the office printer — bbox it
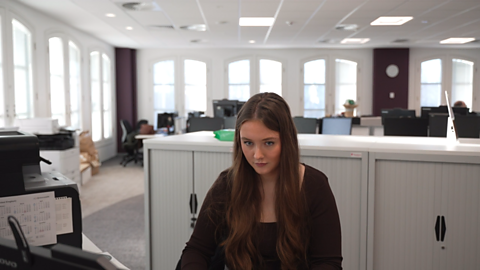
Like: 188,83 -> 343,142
0,131 -> 82,248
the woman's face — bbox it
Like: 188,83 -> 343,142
240,119 -> 281,181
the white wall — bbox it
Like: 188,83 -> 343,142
1,0 -> 117,161
137,47 -> 480,126
136,48 -> 374,123
409,48 -> 480,112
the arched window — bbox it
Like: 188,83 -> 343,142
90,51 -> 113,142
451,59 -> 473,109
303,59 -> 326,118
335,59 -> 357,115
420,59 -> 442,107
228,59 -> 250,101
153,60 -> 175,116
12,19 -> 33,120
184,59 -> 206,115
49,37 -> 66,126
259,59 -> 282,96
69,41 -> 82,130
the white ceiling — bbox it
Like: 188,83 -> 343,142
17,0 -> 480,49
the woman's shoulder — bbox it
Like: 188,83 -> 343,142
208,169 -> 231,196
302,164 -> 329,192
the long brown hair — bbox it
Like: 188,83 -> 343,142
223,92 -> 309,269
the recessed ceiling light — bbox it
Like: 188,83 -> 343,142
190,39 -> 207,43
126,26 -> 133,30
336,24 -> 358,31
370,16 -> 413,26
249,40 -> 256,44
440,37 -> 475,44
105,13 -> 116,18
341,38 -> 370,44
180,24 -> 207,31
239,17 -> 274,26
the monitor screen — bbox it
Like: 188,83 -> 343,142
383,118 -> 429,136
454,115 -> 480,138
428,113 -> 448,137
321,118 -> 352,135
421,105 -> 469,119
213,99 -> 241,118
187,117 -> 224,132
156,112 -> 177,133
293,117 -> 317,134
381,108 -> 416,125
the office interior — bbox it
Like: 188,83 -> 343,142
0,0 -> 480,269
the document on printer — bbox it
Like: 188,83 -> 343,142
0,191 -> 57,246
55,196 -> 73,235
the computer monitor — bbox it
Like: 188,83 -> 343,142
428,113 -> 448,137
187,117 -> 224,133
383,118 -> 429,136
421,105 -> 469,119
293,117 -> 317,134
223,116 -> 237,129
454,115 -> 480,138
381,108 -> 416,125
0,215 -> 120,270
213,99 -> 241,118
156,112 -> 177,134
321,118 -> 352,135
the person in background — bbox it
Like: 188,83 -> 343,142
453,100 -> 467,108
179,92 -> 342,270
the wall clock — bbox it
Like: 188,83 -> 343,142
386,64 -> 399,78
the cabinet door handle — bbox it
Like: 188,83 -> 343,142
435,216 -> 440,241
189,193 -> 198,214
441,216 -> 447,242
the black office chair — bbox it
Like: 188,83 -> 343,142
293,116 -> 318,134
120,119 -> 140,167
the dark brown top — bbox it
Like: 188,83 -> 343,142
181,164 -> 342,269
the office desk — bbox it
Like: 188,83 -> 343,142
143,132 -> 480,270
83,234 -> 129,269
135,133 -> 167,140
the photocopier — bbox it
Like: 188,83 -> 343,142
0,130 -> 82,248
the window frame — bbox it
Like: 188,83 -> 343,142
300,55 -> 329,118
415,54 -> 477,112
151,57 -> 177,120
89,48 -> 114,145
11,15 -> 35,121
182,57 -> 209,117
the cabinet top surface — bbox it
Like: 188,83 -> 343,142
144,131 -> 480,157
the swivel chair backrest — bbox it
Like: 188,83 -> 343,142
120,119 -> 134,142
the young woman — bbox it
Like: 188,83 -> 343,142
180,92 -> 342,269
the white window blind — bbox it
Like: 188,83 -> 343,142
304,59 -> 326,118
259,59 -> 282,96
184,59 -> 206,115
12,19 -> 33,120
69,41 -> 81,130
90,51 -> 101,142
228,60 -> 250,101
451,59 -> 473,109
335,59 -> 357,115
153,60 -> 175,115
420,59 -> 442,107
49,37 -> 66,126
102,53 -> 112,139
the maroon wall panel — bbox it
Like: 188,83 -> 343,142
115,48 -> 137,153
372,48 -> 409,116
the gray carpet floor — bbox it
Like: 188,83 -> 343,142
83,194 -> 145,270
